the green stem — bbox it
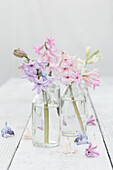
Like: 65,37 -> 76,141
43,92 -> 49,144
69,85 -> 84,132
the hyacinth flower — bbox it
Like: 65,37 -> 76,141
13,48 -> 30,62
85,47 -> 102,65
85,142 -> 99,158
58,137 -> 76,154
85,115 -> 96,131
45,36 -> 57,52
37,59 -> 48,70
1,122 -> 14,138
33,36 -> 59,72
33,44 -> 44,56
32,78 -> 49,94
56,52 -> 85,132
74,131 -> 89,145
23,59 -> 38,74
13,39 -> 56,145
82,69 -> 100,90
71,70 -> 82,84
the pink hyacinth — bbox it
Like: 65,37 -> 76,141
33,37 -> 59,72
60,70 -> 74,85
83,69 -> 100,89
56,52 -> 79,85
45,36 -> 55,48
85,142 -> 99,158
71,70 -> 82,84
85,115 -> 96,130
33,44 -> 44,56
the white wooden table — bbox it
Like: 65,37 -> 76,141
0,77 -> 112,170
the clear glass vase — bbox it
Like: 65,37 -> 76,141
32,86 -> 60,148
61,83 -> 86,137
79,81 -> 89,118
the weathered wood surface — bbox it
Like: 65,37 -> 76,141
0,77 -> 112,170
9,78 -> 112,170
90,77 -> 113,166
0,78 -> 35,170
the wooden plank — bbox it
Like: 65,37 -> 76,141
89,76 -> 113,166
0,78 -> 35,170
9,82 -> 112,170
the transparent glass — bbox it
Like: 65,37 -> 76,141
32,85 -> 60,148
79,82 -> 89,118
61,83 -> 86,137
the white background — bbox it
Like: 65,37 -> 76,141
0,0 -> 113,85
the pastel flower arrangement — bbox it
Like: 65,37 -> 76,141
13,36 -> 101,96
13,37 -> 60,144
13,38 -> 58,95
13,36 -> 101,147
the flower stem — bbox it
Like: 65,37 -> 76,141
69,85 -> 84,132
43,92 -> 49,144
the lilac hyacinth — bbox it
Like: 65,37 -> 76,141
32,78 -> 49,94
23,59 -> 38,74
1,122 -> 14,138
21,59 -> 39,82
22,70 -> 38,82
74,131 -> 89,145
37,59 -> 48,70
40,72 -> 54,82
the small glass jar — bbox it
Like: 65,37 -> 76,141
79,81 -> 89,118
32,85 -> 60,148
61,83 -> 86,137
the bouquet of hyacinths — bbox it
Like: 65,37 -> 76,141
56,48 -> 101,133
13,37 -> 59,144
13,36 -> 101,141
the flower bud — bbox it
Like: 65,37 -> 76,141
85,47 -> 91,59
13,48 -> 27,58
87,56 -> 99,64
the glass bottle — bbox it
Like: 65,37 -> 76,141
32,85 -> 60,148
61,83 -> 86,137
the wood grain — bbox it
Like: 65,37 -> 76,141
0,78 -> 35,170
8,78 -> 112,170
90,76 -> 113,167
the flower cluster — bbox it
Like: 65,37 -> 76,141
19,58 -> 54,94
74,131 -> 89,145
56,52 -> 81,85
33,36 -> 60,73
14,37 -> 60,94
1,122 -> 14,138
13,36 -> 101,94
55,49 -> 101,89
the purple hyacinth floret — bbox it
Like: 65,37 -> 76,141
24,59 -> 38,74
40,72 -> 54,82
32,78 -> 49,94
37,59 -> 48,70
1,122 -> 14,138
74,131 -> 89,145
